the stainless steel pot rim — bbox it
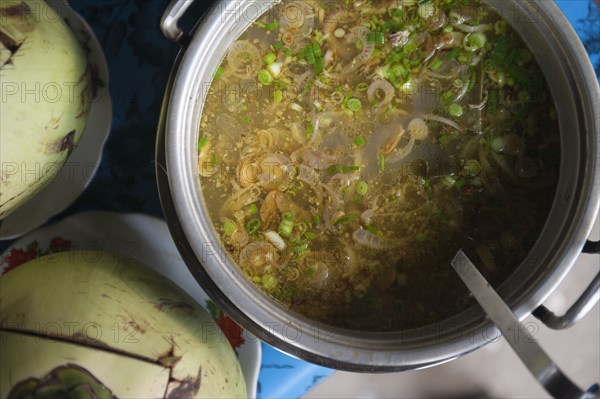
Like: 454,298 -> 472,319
161,0 -> 600,370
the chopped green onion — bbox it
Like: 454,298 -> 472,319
418,2 -> 435,19
439,133 -> 456,145
313,214 -> 321,224
490,136 -> 505,153
223,219 -> 237,236
282,212 -> 294,221
464,32 -> 486,52
279,217 -> 294,237
356,181 -> 368,196
470,32 -> 487,48
334,215 -> 358,225
302,80 -> 314,97
306,123 -> 314,139
265,21 -> 279,31
378,152 -> 385,172
304,231 -> 316,240
448,103 -> 464,117
330,91 -> 345,104
389,63 -> 406,78
306,50 -> 315,64
457,53 -> 470,64
441,90 -> 453,105
441,175 -> 457,188
409,54 -> 423,67
347,98 -> 362,112
261,274 -> 277,290
258,69 -> 273,85
246,219 -> 260,234
368,32 -> 385,45
464,159 -> 481,177
367,225 -> 383,236
314,57 -> 324,73
430,58 -> 443,71
291,243 -> 309,254
264,53 -> 277,65
446,47 -> 460,60
494,20 -> 507,35
312,44 -> 322,57
249,204 -> 258,215
295,222 -> 308,235
356,82 -> 369,91
197,136 -> 208,150
354,136 -> 366,147
273,89 -> 283,103
315,30 -> 326,44
214,66 -> 225,79
467,67 -> 476,92
399,80 -> 416,94
242,115 -> 251,124
453,79 -> 465,89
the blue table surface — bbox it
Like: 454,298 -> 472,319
2,1 -> 598,398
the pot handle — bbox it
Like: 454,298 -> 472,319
532,240 -> 599,330
160,0 -> 195,44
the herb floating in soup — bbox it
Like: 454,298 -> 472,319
198,0 -> 560,330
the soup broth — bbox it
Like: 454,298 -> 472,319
198,0 -> 560,330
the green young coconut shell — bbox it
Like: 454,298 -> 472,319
0,0 -> 92,219
0,251 -> 246,398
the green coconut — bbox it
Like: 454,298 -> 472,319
0,0 -> 91,219
0,251 -> 246,398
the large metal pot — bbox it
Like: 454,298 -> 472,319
156,0 -> 600,371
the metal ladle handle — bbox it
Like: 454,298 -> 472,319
451,250 -> 598,399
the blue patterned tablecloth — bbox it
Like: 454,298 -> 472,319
2,1 -> 598,398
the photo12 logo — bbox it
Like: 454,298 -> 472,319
1,80 -> 88,105
0,321 -> 140,345
1,161 -> 100,186
203,0 -> 281,25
